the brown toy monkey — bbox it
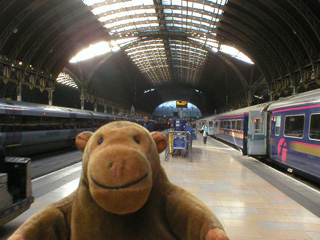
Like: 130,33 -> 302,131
9,121 -> 229,240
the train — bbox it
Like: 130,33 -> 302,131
0,99 -> 169,156
196,88 -> 320,183
0,99 -> 170,226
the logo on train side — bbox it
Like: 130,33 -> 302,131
277,138 -> 287,163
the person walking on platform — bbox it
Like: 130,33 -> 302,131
143,116 -> 154,132
185,121 -> 194,147
201,122 -> 209,144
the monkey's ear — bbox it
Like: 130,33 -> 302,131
151,132 -> 167,153
75,131 -> 94,152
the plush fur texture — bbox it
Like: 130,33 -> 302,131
8,121 -> 229,240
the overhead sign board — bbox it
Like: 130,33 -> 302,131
176,101 -> 188,108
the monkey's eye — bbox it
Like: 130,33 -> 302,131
133,136 -> 140,144
98,137 -> 103,145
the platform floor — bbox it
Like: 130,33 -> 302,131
1,135 -> 320,240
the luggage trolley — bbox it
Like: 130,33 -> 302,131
165,130 -> 192,162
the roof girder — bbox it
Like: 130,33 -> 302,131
287,0 -> 320,47
256,0 -> 317,68
0,1 -> 47,53
8,1 -> 81,62
225,2 -> 296,73
30,10 -> 102,71
229,0 -> 302,73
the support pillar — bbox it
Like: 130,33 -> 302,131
17,83 -> 22,101
269,92 -> 273,101
80,98 -> 85,110
247,88 -> 252,106
48,89 -> 54,105
80,86 -> 86,110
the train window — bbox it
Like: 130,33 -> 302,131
79,118 -> 90,129
231,120 -> 236,130
209,121 -> 213,127
52,117 -> 60,130
76,118 -> 83,128
309,114 -> 320,140
254,118 -> 263,133
60,118 -> 70,129
284,115 -> 304,138
22,116 -> 39,131
236,120 -> 241,131
275,116 -> 281,136
94,119 -> 106,128
226,121 -> 230,129
87,119 -> 93,129
43,117 -> 55,131
0,114 -> 6,132
6,115 -> 21,132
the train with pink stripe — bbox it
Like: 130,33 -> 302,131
200,89 -> 320,183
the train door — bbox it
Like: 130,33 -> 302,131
266,112 -> 272,157
243,114 -> 248,155
208,119 -> 214,135
247,111 -> 267,155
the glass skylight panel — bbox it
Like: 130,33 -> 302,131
206,41 -> 219,48
113,38 -> 138,47
171,0 -> 182,5
80,0 -> 235,83
82,0 -> 104,6
220,45 -> 254,64
91,1 -> 154,15
220,45 -> 238,55
104,17 -> 158,29
110,25 -> 136,33
189,37 -> 205,45
56,72 -> 78,88
99,9 -> 156,22
193,3 -> 204,9
169,40 -> 207,83
84,0 -> 159,36
207,0 -> 228,5
70,41 -> 116,63
125,40 -> 171,84
135,23 -> 159,29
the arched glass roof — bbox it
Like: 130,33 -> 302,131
77,0 -> 253,84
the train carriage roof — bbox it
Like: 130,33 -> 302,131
268,88 -> 320,111
0,99 -> 92,118
214,102 -> 271,118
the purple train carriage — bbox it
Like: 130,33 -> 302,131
199,89 -> 320,183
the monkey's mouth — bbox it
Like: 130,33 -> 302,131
91,173 -> 149,190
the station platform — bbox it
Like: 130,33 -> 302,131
1,134 -> 320,240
